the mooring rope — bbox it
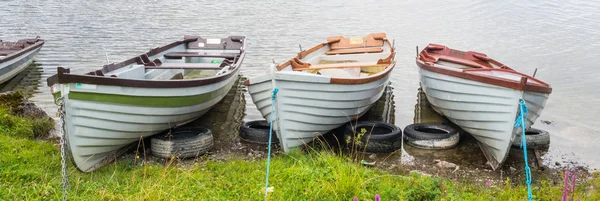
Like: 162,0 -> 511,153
264,88 -> 279,200
515,99 -> 533,201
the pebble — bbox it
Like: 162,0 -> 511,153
434,160 -> 458,169
410,170 -> 432,177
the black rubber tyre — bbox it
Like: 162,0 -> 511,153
151,127 -> 213,159
344,121 -> 403,153
512,128 -> 550,149
239,120 -> 279,144
403,123 -> 459,149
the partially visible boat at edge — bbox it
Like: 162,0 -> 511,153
47,35 -> 245,172
245,33 -> 396,152
0,37 -> 44,84
416,43 -> 552,170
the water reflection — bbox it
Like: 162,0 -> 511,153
412,87 -> 445,124
359,83 -> 396,124
0,63 -> 42,96
187,76 -> 246,149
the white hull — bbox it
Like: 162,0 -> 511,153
419,68 -> 548,169
59,73 -> 238,172
0,47 -> 41,84
248,70 -> 389,152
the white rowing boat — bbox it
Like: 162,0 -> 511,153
246,33 -> 396,152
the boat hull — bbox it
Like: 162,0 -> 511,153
57,72 -> 239,172
248,71 -> 390,152
419,67 -> 548,169
0,46 -> 42,84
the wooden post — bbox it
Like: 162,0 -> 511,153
416,46 -> 419,58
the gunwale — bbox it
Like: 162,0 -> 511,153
46,36 -> 245,88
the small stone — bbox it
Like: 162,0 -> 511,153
409,170 -> 432,177
434,160 -> 458,169
369,154 -> 376,159
555,162 -> 561,166
510,167 -> 517,172
387,164 -> 397,170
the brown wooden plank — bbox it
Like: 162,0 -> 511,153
325,47 -> 383,55
294,63 -> 387,71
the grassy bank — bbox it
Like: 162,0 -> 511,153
1,107 -> 599,200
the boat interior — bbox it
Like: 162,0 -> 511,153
279,33 -> 395,78
0,38 -> 42,58
84,36 -> 244,81
419,44 -> 547,85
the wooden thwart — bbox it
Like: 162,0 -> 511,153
145,63 -> 224,70
294,62 -> 387,71
164,52 -> 237,59
325,47 -> 383,55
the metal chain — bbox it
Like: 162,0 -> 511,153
58,97 -> 69,201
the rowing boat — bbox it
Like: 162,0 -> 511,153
0,37 -> 44,84
245,33 -> 396,152
47,35 -> 245,172
416,44 -> 552,169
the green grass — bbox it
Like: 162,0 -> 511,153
1,106 -> 599,200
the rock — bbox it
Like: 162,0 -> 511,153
0,91 -> 50,119
555,162 -> 561,166
369,154 -> 376,159
0,91 -> 25,112
510,167 -> 517,172
409,170 -> 432,177
19,101 -> 50,119
434,159 -> 458,169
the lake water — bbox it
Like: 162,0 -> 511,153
1,0 -> 598,170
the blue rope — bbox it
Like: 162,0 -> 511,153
514,99 -> 533,201
264,88 -> 278,200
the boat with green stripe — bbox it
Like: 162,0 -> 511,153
47,35 -> 245,172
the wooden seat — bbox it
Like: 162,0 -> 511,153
145,63 -> 224,70
327,33 -> 386,49
293,62 -> 387,71
325,47 -> 383,55
164,52 -> 237,59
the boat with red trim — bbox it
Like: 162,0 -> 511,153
416,43 -> 551,170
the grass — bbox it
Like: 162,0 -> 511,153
1,104 -> 599,200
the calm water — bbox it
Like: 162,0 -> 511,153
1,0 -> 599,169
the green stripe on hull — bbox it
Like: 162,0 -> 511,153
53,92 -> 61,100
67,80 -> 235,107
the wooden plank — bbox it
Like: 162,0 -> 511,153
325,47 -> 383,55
294,62 -> 387,71
164,52 -> 237,59
146,63 -> 223,70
